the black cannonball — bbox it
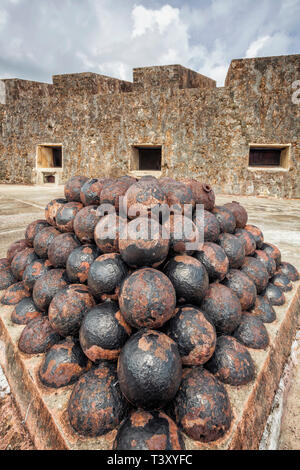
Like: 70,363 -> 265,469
66,244 -> 99,284
11,297 -> 43,325
244,225 -> 264,249
241,257 -> 269,293
22,259 -> 52,291
33,269 -> 69,311
271,273 -> 293,292
33,226 -> 60,258
223,269 -> 257,311
88,253 -> 128,301
234,314 -> 269,349
212,206 -> 236,233
194,242 -> 229,281
64,175 -> 89,202
218,233 -> 245,269
248,295 -> 276,323
48,233 -> 81,268
277,262 -> 299,282
262,283 -> 285,306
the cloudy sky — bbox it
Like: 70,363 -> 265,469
0,0 -> 299,86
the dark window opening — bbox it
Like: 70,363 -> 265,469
44,174 -> 55,183
138,147 -> 162,171
249,148 -> 281,167
37,145 -> 62,168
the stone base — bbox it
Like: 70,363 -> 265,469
0,283 -> 299,450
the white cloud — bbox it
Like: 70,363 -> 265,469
132,4 -> 180,38
0,9 -> 8,30
246,32 -> 292,58
246,36 -> 272,58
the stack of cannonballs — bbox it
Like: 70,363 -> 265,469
0,175 -> 299,450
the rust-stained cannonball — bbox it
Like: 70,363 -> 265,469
88,253 -> 128,301
164,255 -> 209,306
56,201 -> 83,233
235,228 -> 256,256
33,226 -> 60,258
234,314 -> 269,350
202,283 -> 242,335
117,329 -> 182,410
164,215 -> 200,256
11,297 -> 43,325
194,243 -> 229,281
39,338 -> 90,389
18,317 -> 61,354
66,244 -> 99,283
244,224 -> 264,249
11,248 -> 39,280
212,206 -> 236,234
271,273 -> 292,292
25,219 -> 49,245
241,257 -> 269,293
218,233 -> 245,269
254,249 -> 276,278
248,295 -> 276,323
119,218 -> 169,269
49,284 -> 95,337
68,362 -> 129,437
73,205 -> 101,243
163,181 -> 195,212
205,336 -> 255,386
171,367 -> 232,442
114,410 -> 185,450
0,268 -> 16,290
64,175 -> 88,202
277,262 -> 299,282
33,269 -> 68,311
262,243 -> 282,268
7,239 -> 30,263
100,178 -> 133,212
119,268 -> 176,329
79,301 -> 132,362
94,214 -> 126,254
23,259 -> 52,291
167,305 -> 216,365
48,233 -> 81,268
80,178 -> 104,206
224,201 -> 248,228
45,198 -> 67,226
0,258 -> 10,270
181,179 -> 215,211
223,269 -> 257,311
262,283 -> 285,306
124,180 -> 167,219
1,281 -> 31,305
194,210 -> 220,243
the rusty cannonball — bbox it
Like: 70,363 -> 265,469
271,273 -> 292,292
262,243 -> 282,268
11,297 -> 43,325
212,206 -> 236,234
182,179 -> 215,211
33,226 -> 60,258
39,338 -> 90,389
248,295 -> 276,323
194,242 -> 229,281
80,178 -> 104,206
202,283 -> 242,335
235,228 -> 256,256
79,301 -> 131,362
163,255 -> 209,306
218,233 -> 245,269
167,305 -> 216,366
119,217 -> 169,269
73,205 -> 100,243
64,175 -> 89,202
0,258 -> 10,270
223,269 -> 257,311
241,257 -> 269,293
164,215 -> 200,256
66,244 -> 99,283
11,248 -> 39,280
33,269 -> 69,311
100,178 -> 133,212
45,198 -> 67,226
194,210 -> 220,242
25,220 -> 50,245
244,225 -> 264,249
277,262 -> 299,282
94,214 -> 126,254
163,181 -> 195,212
1,281 -> 31,305
262,283 -> 285,306
119,268 -> 176,329
118,329 -> 182,410
48,233 -> 81,268
205,335 -> 255,386
68,362 -> 129,437
49,284 -> 95,337
223,201 -> 248,228
18,317 -> 61,354
114,410 -> 185,450
0,268 -> 16,290
7,239 -> 30,263
170,367 -> 232,442
254,249 -> 276,278
124,180 -> 167,219
23,259 -> 52,291
56,201 -> 83,233
88,253 -> 128,301
234,314 -> 269,350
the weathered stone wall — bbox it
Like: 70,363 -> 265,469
0,57 -> 299,197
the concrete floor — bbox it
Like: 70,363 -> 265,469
0,184 -> 299,449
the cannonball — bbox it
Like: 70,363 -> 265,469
79,301 -> 131,362
7,239 -> 30,263
167,305 -> 216,365
11,248 -> 39,280
11,297 -> 43,325
241,257 -> 269,293
64,175 -> 88,202
218,233 -> 245,269
223,269 -> 257,310
33,269 -> 68,311
45,198 -> 67,226
124,180 -> 167,219
18,317 -> 61,354
235,228 -> 256,256
23,259 -> 52,291
33,227 -> 60,258
212,206 -> 236,233
205,335 -> 255,386
80,178 -> 104,206
66,244 -> 99,283
163,255 -> 209,306
94,214 -> 126,253
117,329 -> 182,409
48,233 -> 81,268
181,179 -> 215,211
100,178 -> 133,212
194,242 -> 229,281
262,283 -> 285,306
88,253 -> 128,301
202,283 -> 242,334
277,262 -> 299,282
248,295 -> 276,323
119,268 -> 176,329
68,362 -> 129,437
234,314 -> 269,349
262,243 -> 281,268
164,215 -> 200,256
73,205 -> 100,243
56,202 -> 83,232
171,367 -> 232,442
254,250 -> 276,277
1,281 -> 31,305
224,201 -> 248,228
114,410 -> 185,450
0,268 -> 16,290
49,284 -> 95,337
271,273 -> 292,292
163,181 -> 195,212
244,225 -> 264,249
25,220 -> 49,245
194,210 -> 220,243
39,338 -> 90,388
